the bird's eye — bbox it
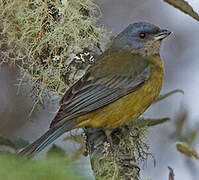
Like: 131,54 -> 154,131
139,32 -> 146,39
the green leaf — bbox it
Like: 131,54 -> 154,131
153,89 -> 184,104
133,117 -> 170,127
164,0 -> 199,21
176,142 -> 199,160
0,153 -> 86,180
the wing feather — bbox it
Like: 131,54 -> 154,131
50,66 -> 149,128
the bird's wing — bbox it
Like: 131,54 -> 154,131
50,65 -> 150,128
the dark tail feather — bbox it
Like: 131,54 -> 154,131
18,120 -> 77,157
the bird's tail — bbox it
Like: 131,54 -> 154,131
18,120 -> 77,157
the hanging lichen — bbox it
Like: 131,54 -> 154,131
0,0 -> 105,113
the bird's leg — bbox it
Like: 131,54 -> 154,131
153,89 -> 184,104
104,129 -> 114,151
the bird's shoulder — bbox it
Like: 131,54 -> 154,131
49,50 -> 151,128
88,49 -> 150,79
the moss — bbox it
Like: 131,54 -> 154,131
0,0 -> 105,112
91,125 -> 152,180
93,154 -> 120,180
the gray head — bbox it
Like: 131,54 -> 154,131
111,22 -> 171,56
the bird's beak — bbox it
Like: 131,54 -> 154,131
154,29 -> 171,41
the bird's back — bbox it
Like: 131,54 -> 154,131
75,52 -> 164,129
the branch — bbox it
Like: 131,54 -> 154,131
84,126 -> 140,180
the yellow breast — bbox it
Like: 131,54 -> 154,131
76,56 -> 164,129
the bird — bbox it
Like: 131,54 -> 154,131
19,22 -> 171,156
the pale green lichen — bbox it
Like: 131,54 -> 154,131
93,154 -> 120,180
92,125 -> 152,180
0,0 -> 105,112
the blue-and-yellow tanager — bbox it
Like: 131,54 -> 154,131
19,22 -> 171,156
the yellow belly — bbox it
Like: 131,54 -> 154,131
76,56 -> 164,129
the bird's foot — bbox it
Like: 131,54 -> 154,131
104,129 -> 114,152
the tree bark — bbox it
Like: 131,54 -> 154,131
84,126 -> 140,180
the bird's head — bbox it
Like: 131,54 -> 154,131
111,22 -> 171,57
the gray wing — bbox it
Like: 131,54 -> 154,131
50,66 -> 149,128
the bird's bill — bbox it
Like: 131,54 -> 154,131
154,29 -> 171,40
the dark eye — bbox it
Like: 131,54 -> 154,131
139,32 -> 146,39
